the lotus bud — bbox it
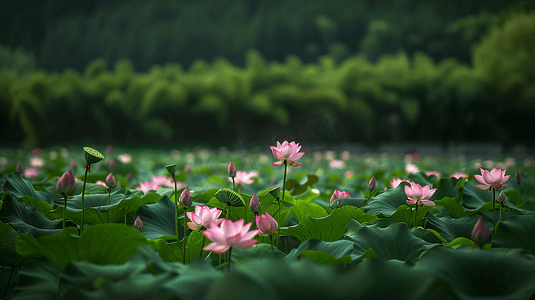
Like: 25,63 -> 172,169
106,173 -> 116,189
369,176 -> 376,191
185,165 -> 191,172
106,145 -> 113,154
249,193 -> 261,213
228,161 -> 236,178
16,162 -> 23,173
70,160 -> 77,170
83,147 -> 104,165
127,172 -> 133,182
471,216 -> 490,246
180,186 -> 192,208
515,170 -> 521,185
32,147 -> 41,156
166,163 -> 177,175
256,213 -> 278,236
498,191 -> 505,204
134,216 -> 143,231
109,158 -> 116,169
57,169 -> 76,198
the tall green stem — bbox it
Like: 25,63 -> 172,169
413,205 -> 419,228
183,212 -> 187,264
227,247 -> 233,272
62,194 -> 67,230
199,232 -> 206,260
80,166 -> 89,236
278,161 -> 287,249
492,188 -> 496,232
232,178 -> 235,191
107,190 -> 111,223
175,180 -> 178,242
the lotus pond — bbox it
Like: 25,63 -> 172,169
0,143 -> 534,300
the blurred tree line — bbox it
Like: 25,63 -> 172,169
1,0 -> 528,72
1,0 -> 534,147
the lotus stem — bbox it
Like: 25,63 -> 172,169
183,213 -> 187,264
232,178 -> 235,191
62,194 -> 67,230
413,205 -> 419,228
200,231 -> 206,260
492,188 -> 496,232
80,165 -> 89,236
278,161 -> 287,249
174,180 -> 178,242
107,189 -> 111,223
227,247 -> 233,272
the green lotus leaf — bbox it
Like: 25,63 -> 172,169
16,223 -> 148,271
285,238 -> 377,264
281,206 -> 378,242
3,172 -> 54,206
391,204 -> 439,227
434,197 -> 469,219
364,181 -> 411,217
135,195 -> 185,240
493,214 -> 535,255
148,230 -> 210,263
13,258 -> 60,300
344,222 -> 431,263
285,174 -> 319,195
231,243 -> 286,263
290,200 -> 328,222
415,246 -> 535,299
0,195 -> 77,238
0,221 -> 36,267
429,177 -> 466,202
460,181 -> 494,212
423,210 -> 483,243
214,188 -> 245,207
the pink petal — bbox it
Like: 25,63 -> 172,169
421,200 -> 436,206
406,200 -> 417,205
475,184 -> 491,190
473,174 -> 487,185
272,161 -> 283,167
203,243 -> 230,253
271,147 -> 283,160
500,175 -> 510,184
288,152 -> 305,161
187,222 -> 200,231
482,170 -> 494,184
404,185 -> 413,198
289,161 -> 301,167
241,229 -> 261,241
234,239 -> 258,249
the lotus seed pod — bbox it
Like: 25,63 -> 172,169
83,147 -> 104,165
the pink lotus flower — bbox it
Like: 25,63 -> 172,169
249,193 -> 261,213
57,169 -> 76,197
228,170 -> 257,187
405,182 -> 437,207
330,189 -> 350,204
474,168 -> 510,190
24,168 -> 39,178
202,219 -> 260,253
405,163 -> 419,174
30,157 -> 44,168
136,181 -> 160,193
118,154 -> 132,164
70,160 -> 78,170
270,141 -> 305,167
32,147 -> 41,156
151,175 -> 175,188
186,205 -> 224,231
329,160 -> 346,169
256,213 -> 278,236
390,178 -> 410,189
450,172 -> 468,179
345,171 -> 354,178
471,216 -> 490,246
425,171 -> 441,178
106,145 -> 114,154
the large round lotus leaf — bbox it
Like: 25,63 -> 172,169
415,246 -> 535,299
493,214 -> 535,255
134,195 -> 185,241
13,258 -> 60,300
214,188 -> 245,207
16,223 -> 148,271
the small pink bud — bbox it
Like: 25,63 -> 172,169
256,213 -> 278,236
57,169 -> 76,197
515,170 -> 521,184
498,191 -> 505,204
471,216 -> 490,246
185,165 -> 191,172
228,161 -> 236,178
109,158 -> 116,169
249,193 -> 261,212
106,145 -> 113,154
16,162 -> 23,173
134,216 -> 143,231
32,147 -> 41,156
180,186 -> 192,207
369,176 -> 376,191
70,160 -> 77,170
106,173 -> 116,188
127,172 -> 133,181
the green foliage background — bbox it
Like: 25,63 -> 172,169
1,0 -> 534,146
